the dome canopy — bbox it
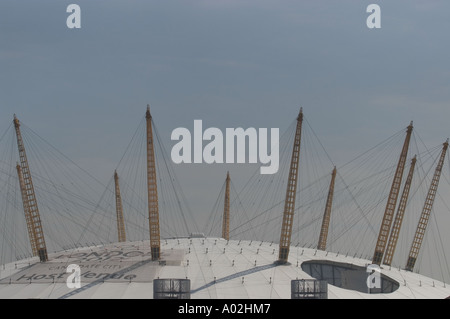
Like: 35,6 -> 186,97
1,237 -> 449,299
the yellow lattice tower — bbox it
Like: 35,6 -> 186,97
16,164 -> 38,257
405,140 -> 448,272
146,106 -> 161,260
278,108 -> 303,264
317,166 -> 337,251
222,172 -> 231,241
13,115 -> 48,262
114,170 -> 126,243
383,156 -> 416,266
372,122 -> 413,265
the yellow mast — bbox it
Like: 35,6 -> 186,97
146,105 -> 161,260
405,140 -> 448,272
317,166 -> 337,251
372,122 -> 413,265
383,155 -> 417,266
13,115 -> 48,262
222,172 -> 231,241
114,170 -> 126,243
278,108 -> 303,264
16,163 -> 38,257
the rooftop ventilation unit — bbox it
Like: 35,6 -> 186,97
153,278 -> 191,299
291,279 -> 328,299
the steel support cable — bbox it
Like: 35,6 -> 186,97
215,182 -> 227,236
39,173 -> 112,246
391,152 -> 431,266
16,127 -> 51,256
390,130 -> 448,278
229,122 -> 334,242
18,124 -> 116,248
228,180 -> 248,237
226,175 -> 276,240
24,135 -> 97,213
26,148 -> 113,238
204,181 -> 226,237
230,172 -> 333,239
156,164 -> 184,239
118,178 -> 149,237
293,174 -> 333,247
1,167 -> 29,262
233,180 -> 338,243
0,122 -> 13,147
441,148 -> 450,187
114,117 -> 169,241
229,178 -> 261,240
76,177 -> 117,245
33,182 -> 103,236
116,179 -> 150,238
92,117 -> 147,242
329,172 -> 376,237
335,130 -> 412,255
304,118 -> 335,166
338,131 -> 406,197
229,197 -> 284,236
153,129 -> 184,238
97,177 -> 116,243
0,130 -> 28,260
430,213 -> 450,284
21,131 -> 80,248
115,117 -> 145,171
154,128 -> 189,237
227,120 -> 295,239
330,168 -> 398,255
326,169 -> 398,255
296,124 -> 331,246
407,147 -> 450,281
153,120 -> 199,237
121,121 -> 148,240
405,140 -> 447,272
340,150 -> 404,253
1,172 -> 28,259
236,170 -> 278,239
120,176 -> 147,219
94,179 -> 115,242
234,120 -> 295,202
340,136 -> 405,199
21,124 -> 106,199
339,128 -> 405,170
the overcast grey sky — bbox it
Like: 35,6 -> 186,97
2,1 -> 450,257
2,2 -> 449,146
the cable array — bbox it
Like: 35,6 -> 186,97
0,111 -> 449,283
